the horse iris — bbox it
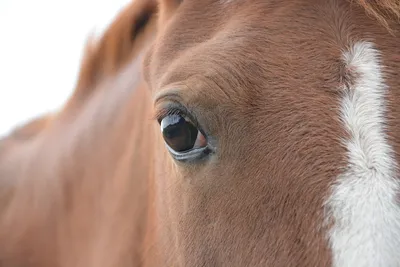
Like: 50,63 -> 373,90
160,114 -> 203,152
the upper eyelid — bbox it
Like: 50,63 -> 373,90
153,77 -> 219,136
153,84 -> 193,120
153,83 -> 190,104
155,102 -> 189,122
155,101 -> 204,134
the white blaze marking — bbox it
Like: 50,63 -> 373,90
326,41 -> 400,267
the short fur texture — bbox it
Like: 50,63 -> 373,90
0,1 -> 157,266
0,0 -> 399,266
326,41 -> 400,267
352,0 -> 400,31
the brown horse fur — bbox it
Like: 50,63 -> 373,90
2,114 -> 53,142
353,0 -> 400,31
1,0 -> 400,266
0,114 -> 53,168
66,0 -> 158,108
0,0 -> 158,266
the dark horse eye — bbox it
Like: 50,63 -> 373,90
160,114 -> 207,153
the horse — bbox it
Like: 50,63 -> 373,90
1,0 -> 400,266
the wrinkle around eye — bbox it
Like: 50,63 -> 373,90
153,75 -> 227,144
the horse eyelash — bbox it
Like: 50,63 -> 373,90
154,107 -> 186,124
154,104 -> 201,132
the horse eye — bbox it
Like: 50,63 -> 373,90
160,114 -> 207,153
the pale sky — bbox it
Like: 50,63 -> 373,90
0,0 -> 132,137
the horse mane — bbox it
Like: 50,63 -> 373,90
353,0 -> 400,31
69,0 -> 157,104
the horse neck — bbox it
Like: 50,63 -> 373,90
0,58 -> 157,267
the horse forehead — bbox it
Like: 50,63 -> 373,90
151,2 -> 345,107
154,0 -> 342,72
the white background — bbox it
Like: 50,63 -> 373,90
0,0 -> 132,137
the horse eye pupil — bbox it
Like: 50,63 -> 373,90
161,114 -> 199,152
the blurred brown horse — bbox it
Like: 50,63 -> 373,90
1,0 -> 400,266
